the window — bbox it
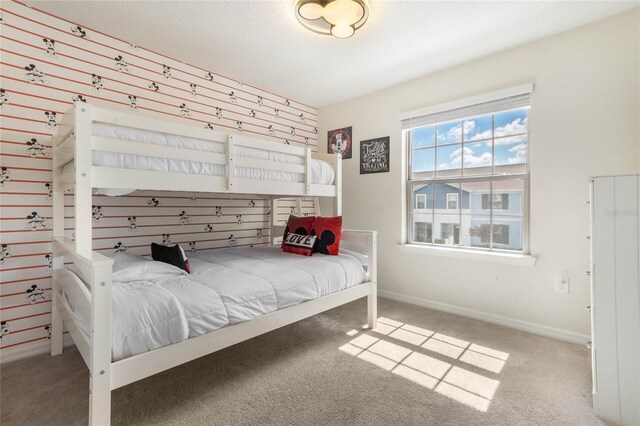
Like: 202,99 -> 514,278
414,222 -> 432,243
482,193 -> 509,210
447,193 -> 458,210
440,223 -> 460,245
478,223 -> 509,245
492,224 -> 510,245
404,87 -> 530,252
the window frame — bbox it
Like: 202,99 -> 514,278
405,107 -> 531,255
415,193 -> 427,210
446,193 -> 459,210
414,221 -> 433,244
482,193 -> 509,210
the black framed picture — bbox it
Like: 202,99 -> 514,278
360,137 -> 390,174
328,126 -> 352,159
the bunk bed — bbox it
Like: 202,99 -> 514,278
50,103 -> 377,426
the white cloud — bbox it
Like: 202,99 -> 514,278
450,146 -> 492,167
466,116 -> 528,146
507,143 -> 527,164
496,117 -> 527,137
439,121 -> 477,143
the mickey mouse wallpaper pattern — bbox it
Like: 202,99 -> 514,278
0,0 -> 319,359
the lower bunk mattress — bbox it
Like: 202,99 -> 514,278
60,246 -> 366,361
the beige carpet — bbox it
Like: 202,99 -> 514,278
1,298 -> 602,426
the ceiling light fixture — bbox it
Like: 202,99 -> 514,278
295,0 -> 369,39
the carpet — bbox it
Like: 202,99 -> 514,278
0,297 -> 602,425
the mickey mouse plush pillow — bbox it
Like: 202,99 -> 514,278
281,215 -> 343,256
311,216 -> 343,256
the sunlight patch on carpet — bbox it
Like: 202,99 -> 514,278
342,317 -> 509,412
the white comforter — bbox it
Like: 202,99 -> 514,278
63,246 -> 365,361
92,123 -> 334,196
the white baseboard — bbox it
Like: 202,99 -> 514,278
0,335 -> 75,364
378,289 -> 591,345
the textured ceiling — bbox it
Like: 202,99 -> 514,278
24,1 -> 639,107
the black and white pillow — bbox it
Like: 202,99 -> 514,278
282,233 -> 317,256
151,243 -> 190,273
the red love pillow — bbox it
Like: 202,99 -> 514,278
311,216 -> 342,255
281,215 -> 315,248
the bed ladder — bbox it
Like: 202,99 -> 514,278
270,197 -> 322,244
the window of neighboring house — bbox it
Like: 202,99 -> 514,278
447,193 -> 458,210
492,224 -> 510,245
404,86 -> 530,252
441,223 -> 460,245
479,224 -> 510,245
414,222 -> 432,243
482,193 -> 509,210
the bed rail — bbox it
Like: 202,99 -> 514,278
50,236 -> 114,425
341,230 -> 377,327
51,103 -> 339,198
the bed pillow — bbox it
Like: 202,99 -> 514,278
281,215 -> 315,248
151,243 -> 191,273
112,253 -> 187,282
311,216 -> 343,255
282,233 -> 317,256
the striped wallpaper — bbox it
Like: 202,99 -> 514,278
0,0 -> 318,361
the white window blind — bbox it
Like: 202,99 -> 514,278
401,84 -> 533,130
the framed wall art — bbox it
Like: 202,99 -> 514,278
327,126 -> 352,159
360,136 -> 390,174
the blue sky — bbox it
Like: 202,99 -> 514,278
412,108 -> 528,172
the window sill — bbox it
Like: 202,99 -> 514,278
398,244 -> 536,267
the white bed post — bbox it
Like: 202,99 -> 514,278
296,198 -> 303,216
74,104 -> 93,254
74,104 -> 113,425
270,198 -> 278,245
334,153 -> 342,216
367,231 -> 378,329
227,135 -> 235,191
50,139 -> 66,356
89,263 -> 113,426
313,197 -> 321,216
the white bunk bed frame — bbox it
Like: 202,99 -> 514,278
50,104 -> 377,425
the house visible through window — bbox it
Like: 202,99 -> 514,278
404,87 -> 530,252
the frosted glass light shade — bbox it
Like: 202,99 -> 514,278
299,2 -> 324,20
323,0 -> 364,26
331,24 -> 355,38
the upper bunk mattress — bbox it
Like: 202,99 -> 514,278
91,123 -> 334,196
60,246 -> 366,361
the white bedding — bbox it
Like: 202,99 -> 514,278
60,246 -> 365,361
92,123 -> 334,196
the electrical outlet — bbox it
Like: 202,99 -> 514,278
555,273 -> 569,294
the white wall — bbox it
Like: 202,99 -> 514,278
318,9 -> 639,340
